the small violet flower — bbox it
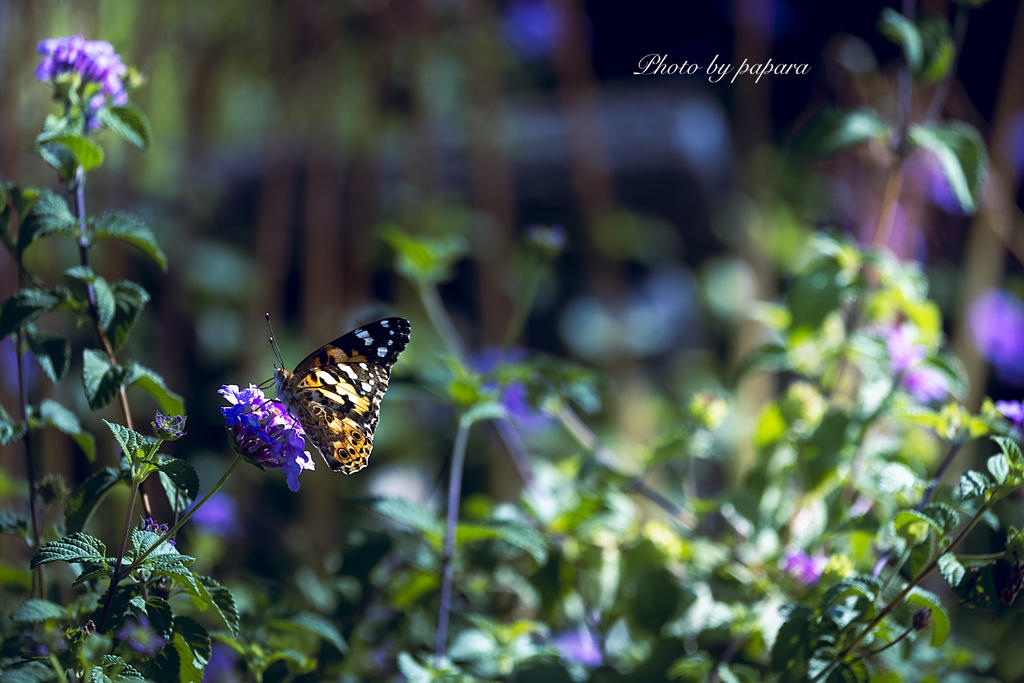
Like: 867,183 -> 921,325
968,289 -> 1024,386
35,35 -> 129,129
140,517 -> 174,546
153,412 -> 186,440
219,384 -> 314,492
886,324 -> 948,402
996,400 -> 1024,431
783,549 -> 827,585
117,617 -> 164,656
554,626 -> 602,667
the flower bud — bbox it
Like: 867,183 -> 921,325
152,412 -> 186,440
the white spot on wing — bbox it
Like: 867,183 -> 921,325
377,347 -> 387,357
380,320 -> 389,328
361,382 -> 372,392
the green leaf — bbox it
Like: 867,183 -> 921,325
959,469 -> 993,500
0,400 -> 27,445
268,612 -> 348,654
100,105 -> 152,149
171,622 -> 209,683
879,7 -> 923,70
154,458 -> 199,500
93,212 -> 167,271
148,638 -> 181,683
906,588 -> 950,647
988,453 -> 1010,485
370,497 -> 443,545
128,364 -> 185,416
131,527 -> 184,565
793,108 -> 888,159
65,467 -> 126,533
40,135 -> 104,172
105,420 -> 151,462
938,552 -> 966,588
195,575 -> 240,636
908,122 -> 988,214
0,661 -> 54,683
920,503 -> 960,537
147,597 -> 174,637
107,281 -> 149,353
83,349 -> 133,410
457,521 -> 548,563
11,599 -> 66,622
916,16 -> 956,84
31,399 -> 96,461
96,655 -> 146,682
31,532 -> 107,568
0,509 -> 30,540
0,288 -> 66,337
158,472 -> 192,515
383,227 -> 469,285
38,142 -> 78,183
826,660 -> 870,683
17,189 -> 77,254
26,327 -> 71,384
993,435 -> 1024,467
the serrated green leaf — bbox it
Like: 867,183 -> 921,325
100,105 -> 152,148
41,135 -> 104,172
93,212 -> 167,271
826,660 -> 870,683
0,661 -> 54,683
11,599 -> 66,622
175,616 -> 211,662
154,458 -> 199,501
447,628 -> 496,661
988,453 -> 1010,485
916,16 -> 955,84
960,469 -> 993,500
793,108 -> 888,160
65,467 -> 126,533
371,497 -> 443,545
16,189 -> 77,254
31,532 -> 106,568
96,655 -> 146,682
906,588 -> 950,647
107,281 -> 149,353
879,7 -> 923,70
170,628 -> 206,683
83,350 -> 133,410
938,552 -> 965,588
128,364 -> 185,416
147,597 -> 174,637
148,637 -> 181,683
158,472 -> 192,515
920,503 -> 960,537
993,436 -> 1023,467
93,276 -> 116,331
105,419 -> 150,462
0,288 -> 66,337
269,612 -> 348,654
25,327 -> 71,384
909,122 -> 988,214
195,575 -> 240,636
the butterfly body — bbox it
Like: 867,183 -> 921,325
274,317 -> 410,474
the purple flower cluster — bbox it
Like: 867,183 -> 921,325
191,493 -> 243,541
997,401 -> 1024,432
886,325 -> 948,402
35,35 -> 128,129
783,549 -> 827,585
968,289 -> 1024,386
117,617 -> 164,656
219,384 -> 314,492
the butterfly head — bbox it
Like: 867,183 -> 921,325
274,366 -> 295,411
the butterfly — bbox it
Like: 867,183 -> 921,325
273,317 -> 410,474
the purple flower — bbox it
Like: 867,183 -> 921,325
996,401 -> 1024,431
886,325 -> 948,402
152,412 -> 186,440
203,643 -> 240,683
140,517 -> 174,546
117,617 -> 164,656
35,35 -> 129,126
969,289 -> 1024,386
554,626 -> 602,667
219,384 -> 314,492
190,493 -> 242,541
783,549 -> 827,585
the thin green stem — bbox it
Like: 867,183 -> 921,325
435,417 -> 471,667
126,454 -> 243,573
876,544 -> 912,604
418,282 -> 469,367
97,479 -> 141,632
862,624 -> 914,658
500,254 -> 540,355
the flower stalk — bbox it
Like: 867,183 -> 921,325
435,416 -> 471,666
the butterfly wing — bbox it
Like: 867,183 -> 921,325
286,318 -> 410,474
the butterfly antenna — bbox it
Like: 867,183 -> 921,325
266,313 -> 286,369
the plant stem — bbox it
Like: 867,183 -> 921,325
70,167 -> 150,517
862,623 -> 914,657
924,5 -> 969,124
127,454 -> 243,573
822,499 -> 993,673
418,282 -> 469,367
17,328 -> 43,598
500,252 -> 540,355
435,417 -> 471,667
97,479 -> 140,632
872,161 -> 906,247
917,438 -> 964,510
